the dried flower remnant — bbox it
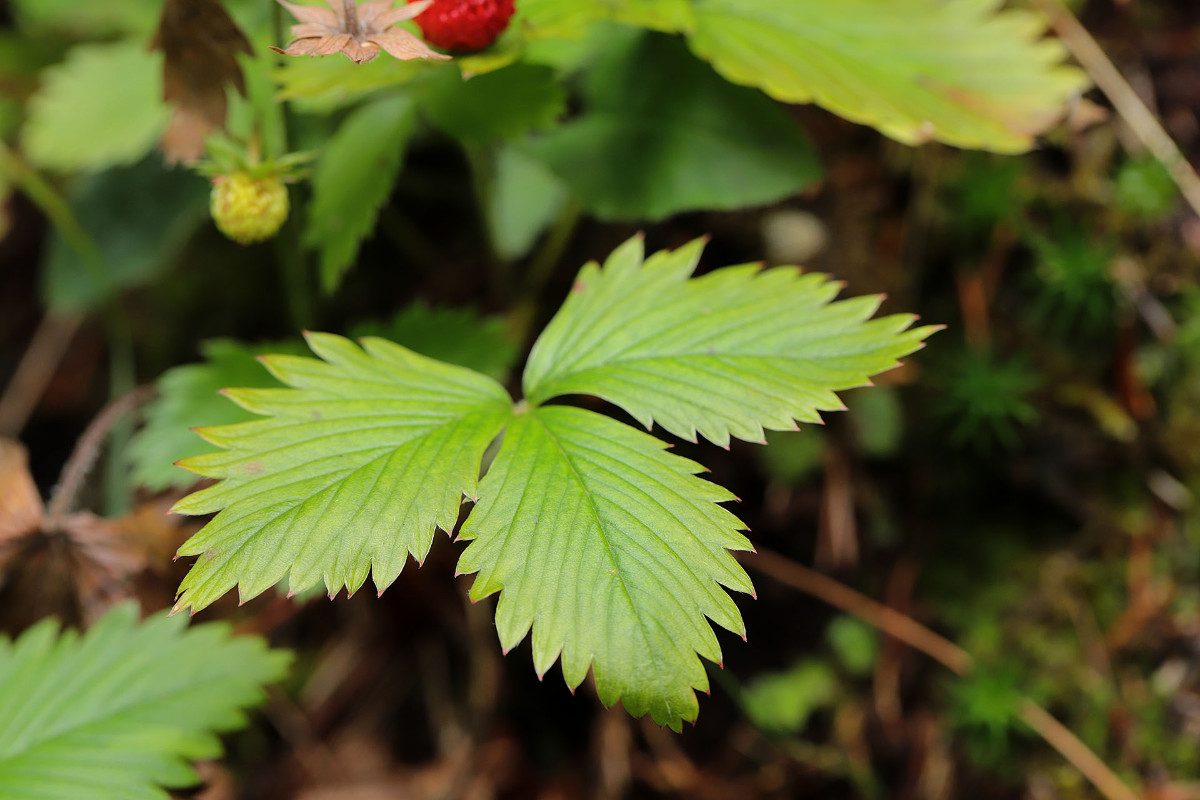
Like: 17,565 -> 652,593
272,0 -> 451,63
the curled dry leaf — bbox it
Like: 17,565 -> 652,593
0,439 -> 43,570
272,0 -> 451,63
152,0 -> 254,164
0,439 -> 181,628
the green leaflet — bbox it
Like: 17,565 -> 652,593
484,146 -> 569,261
0,604 -> 288,800
687,0 -> 1089,153
23,40 -> 168,173
457,405 -> 753,730
172,333 -> 513,611
41,157 -> 210,313
416,62 -> 566,147
517,0 -> 695,39
524,236 -> 938,446
306,94 -> 419,293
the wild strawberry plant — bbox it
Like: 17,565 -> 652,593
169,235 -> 937,729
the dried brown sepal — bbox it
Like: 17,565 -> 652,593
152,0 -> 254,164
271,0 -> 450,64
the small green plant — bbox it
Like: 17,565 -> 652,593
169,235 -> 936,729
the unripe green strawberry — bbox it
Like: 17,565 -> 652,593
210,171 -> 289,245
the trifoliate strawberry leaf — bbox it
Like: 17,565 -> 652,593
171,333 -> 512,612
524,235 -> 938,447
0,603 -> 289,800
306,94 -> 418,293
23,40 -> 168,172
522,33 -> 820,221
687,0 -> 1088,153
457,405 -> 753,731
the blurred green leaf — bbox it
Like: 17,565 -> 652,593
826,616 -> 879,677
12,0 -> 162,36
417,63 -> 565,146
517,0 -> 695,39
759,429 -> 825,484
23,40 -> 168,172
306,94 -> 419,293
0,604 -> 289,799
688,0 -> 1088,153
847,386 -> 904,458
351,302 -> 520,381
41,157 -> 209,312
128,339 -> 306,491
274,56 -> 435,112
485,146 -> 569,261
1113,156 -> 1176,220
523,32 -> 820,220
741,659 -> 837,734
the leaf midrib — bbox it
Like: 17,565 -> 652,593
529,412 -> 664,676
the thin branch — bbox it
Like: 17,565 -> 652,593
744,548 -> 972,675
1018,702 -> 1139,800
743,548 -> 1143,800
1032,0 -> 1200,219
0,314 -> 84,436
45,385 -> 155,529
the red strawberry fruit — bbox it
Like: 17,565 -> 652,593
409,0 -> 515,52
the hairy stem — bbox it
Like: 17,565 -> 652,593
0,314 -> 83,437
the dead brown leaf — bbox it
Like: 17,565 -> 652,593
0,439 -> 43,568
152,0 -> 254,164
0,439 -> 188,628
